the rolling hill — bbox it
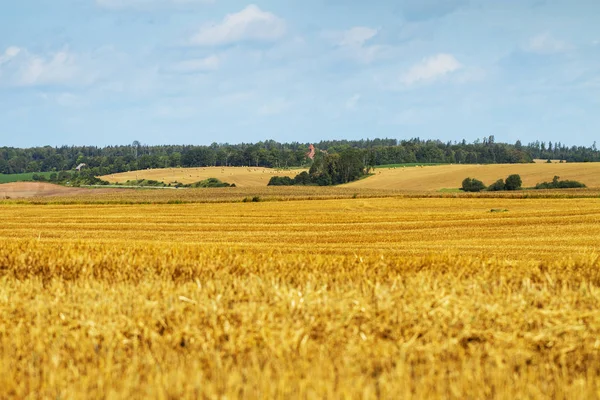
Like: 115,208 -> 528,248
345,162 -> 600,191
101,167 -> 305,188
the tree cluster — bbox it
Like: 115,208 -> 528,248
269,149 -> 367,186
1,137 -> 599,177
461,174 -> 523,192
534,176 -> 586,190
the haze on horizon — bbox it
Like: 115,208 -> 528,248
1,0 -> 598,148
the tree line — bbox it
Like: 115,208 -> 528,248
1,136 -> 599,177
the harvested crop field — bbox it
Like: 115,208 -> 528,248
0,182 -> 124,199
101,167 -> 304,188
2,196 -> 600,399
346,162 -> 600,191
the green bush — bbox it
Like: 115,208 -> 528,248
268,176 -> 295,186
189,178 -> 233,188
461,178 -> 486,192
505,174 -> 522,191
535,176 -> 586,189
293,171 -> 312,185
487,179 -> 505,192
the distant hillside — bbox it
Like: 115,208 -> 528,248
344,163 -> 600,191
101,167 -> 305,188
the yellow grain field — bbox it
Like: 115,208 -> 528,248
101,167 -> 304,187
1,197 -> 600,399
346,162 -> 600,191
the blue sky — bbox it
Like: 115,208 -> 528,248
1,0 -> 598,148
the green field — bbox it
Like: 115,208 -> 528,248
0,172 -> 54,183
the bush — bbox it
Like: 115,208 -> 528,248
32,173 -> 47,182
293,171 -> 312,185
505,174 -> 522,191
268,176 -> 295,186
461,178 -> 486,192
189,178 -> 233,188
535,176 -> 586,190
487,179 -> 505,192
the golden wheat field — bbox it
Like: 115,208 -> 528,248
2,196 -> 600,399
101,167 -> 304,188
346,162 -> 600,191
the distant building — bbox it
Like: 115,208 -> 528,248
76,163 -> 86,171
306,144 -> 316,160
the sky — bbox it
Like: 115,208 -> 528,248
0,0 -> 599,148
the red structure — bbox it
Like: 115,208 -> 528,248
306,144 -> 316,160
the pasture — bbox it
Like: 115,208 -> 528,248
1,196 -> 600,399
0,172 -> 54,183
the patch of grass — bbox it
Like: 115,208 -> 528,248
0,172 -> 54,184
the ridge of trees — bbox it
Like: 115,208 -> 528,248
1,136 -> 599,177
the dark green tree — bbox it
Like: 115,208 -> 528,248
461,178 -> 486,192
505,174 -> 522,191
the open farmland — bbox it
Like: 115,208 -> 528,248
346,162 -> 600,191
2,197 -> 600,399
101,167 -> 305,187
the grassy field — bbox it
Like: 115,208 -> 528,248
0,172 -> 54,183
101,167 -> 305,188
1,196 -> 600,399
346,162 -> 600,191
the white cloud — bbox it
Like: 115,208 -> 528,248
171,55 -> 220,73
345,94 -> 361,110
338,27 -> 378,47
191,5 -> 286,46
0,47 -> 84,86
0,46 -> 122,87
524,33 -> 571,54
324,26 -> 390,64
0,47 -> 21,65
20,51 -> 81,86
328,26 -> 385,64
401,53 -> 462,85
96,0 -> 213,9
258,98 -> 290,116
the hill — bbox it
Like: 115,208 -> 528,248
101,167 -> 304,188
345,162 -> 600,191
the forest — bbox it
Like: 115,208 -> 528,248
1,136 -> 599,177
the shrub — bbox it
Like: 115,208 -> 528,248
487,179 -> 505,192
268,176 -> 295,186
293,171 -> 312,185
32,173 -> 47,182
535,176 -> 586,190
505,174 -> 522,191
461,178 -> 486,192
190,178 -> 232,188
